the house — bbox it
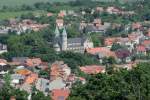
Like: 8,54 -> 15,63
14,68 -> 32,76
0,26 -> 10,34
85,21 -> 111,33
25,58 -> 42,67
58,10 -> 67,18
142,40 -> 150,50
96,7 -> 104,13
66,74 -> 76,87
50,61 -> 71,81
49,78 -> 66,91
10,96 -> 16,100
11,74 -> 25,85
35,62 -> 49,70
136,45 -> 146,55
78,77 -> 86,84
36,78 -> 50,96
80,65 -> 105,74
86,47 -> 116,62
0,59 -> 7,64
20,83 -> 32,93
12,57 -> 28,65
67,10 -> 75,15
115,63 -> 136,70
93,18 -> 102,28
0,63 -> 10,75
25,73 -> 38,84
51,89 -> 70,100
106,7 -> 120,14
132,22 -> 142,30
47,12 -> 53,17
104,37 -> 122,48
7,19 -> 49,35
128,31 -> 144,44
53,26 -> 93,53
115,49 -> 131,63
0,43 -> 7,54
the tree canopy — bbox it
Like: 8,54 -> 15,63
69,62 -> 150,100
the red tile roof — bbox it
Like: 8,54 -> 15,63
136,45 -> 146,52
51,89 -> 70,100
47,12 -> 53,17
25,73 -> 38,84
86,47 -> 116,58
80,65 -> 105,74
0,59 -> 7,64
104,37 -> 122,46
142,40 -> 150,46
16,69 -> 32,76
25,58 -> 42,67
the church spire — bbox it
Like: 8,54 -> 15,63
62,27 -> 67,36
55,26 -> 60,37
61,27 -> 67,51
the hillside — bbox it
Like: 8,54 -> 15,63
0,0 -> 74,7
0,0 -> 140,7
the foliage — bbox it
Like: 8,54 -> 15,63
0,74 -> 28,100
32,91 -> 51,100
69,62 -> 150,100
111,43 -> 125,51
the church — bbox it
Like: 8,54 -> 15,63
53,26 -> 93,53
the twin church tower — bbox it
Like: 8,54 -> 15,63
53,26 -> 93,53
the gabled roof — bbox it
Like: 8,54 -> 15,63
142,40 -> 150,46
86,47 -> 116,58
51,89 -> 70,100
15,69 -> 32,76
25,73 -> 38,84
136,45 -> 146,52
80,65 -> 105,74
25,58 -> 42,67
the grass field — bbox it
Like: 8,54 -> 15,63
0,0 -> 141,7
0,0 -> 74,7
0,10 -> 46,20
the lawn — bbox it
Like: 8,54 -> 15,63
0,0 -> 74,7
0,10 -> 46,20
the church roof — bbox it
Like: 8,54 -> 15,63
67,38 -> 82,44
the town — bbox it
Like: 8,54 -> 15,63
0,0 -> 150,100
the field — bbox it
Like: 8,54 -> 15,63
0,0 -> 74,7
0,0 -> 141,7
0,10 -> 46,20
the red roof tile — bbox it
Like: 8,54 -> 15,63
25,58 -> 42,67
86,47 -> 116,58
51,89 -> 70,100
25,73 -> 38,84
142,40 -> 150,46
136,45 -> 146,52
80,65 -> 105,74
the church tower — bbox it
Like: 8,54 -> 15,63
61,27 -> 67,51
53,26 -> 60,52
